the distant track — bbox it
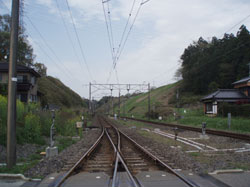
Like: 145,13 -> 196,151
122,117 -> 250,141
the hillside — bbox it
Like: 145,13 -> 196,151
38,76 -> 86,108
95,82 -> 181,118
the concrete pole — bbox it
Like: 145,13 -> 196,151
118,91 -> 120,117
7,0 -> 20,169
89,82 -> 91,115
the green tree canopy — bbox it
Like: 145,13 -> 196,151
0,14 -> 46,76
179,25 -> 250,94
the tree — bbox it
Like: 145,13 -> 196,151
0,14 -> 35,66
179,25 -> 250,94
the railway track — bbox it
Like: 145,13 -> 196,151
122,117 -> 250,141
52,115 -> 198,187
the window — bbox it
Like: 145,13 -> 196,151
206,103 -> 213,113
17,75 -> 28,83
31,76 -> 36,85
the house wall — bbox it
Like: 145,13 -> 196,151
0,73 -> 8,83
0,72 -> 39,103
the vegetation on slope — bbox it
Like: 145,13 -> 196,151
38,76 -> 86,108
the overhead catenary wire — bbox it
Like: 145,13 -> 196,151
55,0 -> 83,73
102,0 -> 117,83
105,0 -> 150,84
106,0 -> 136,84
104,0 -> 150,84
65,0 -> 94,81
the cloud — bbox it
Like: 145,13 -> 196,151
29,0 -> 250,97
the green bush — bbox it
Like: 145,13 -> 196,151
55,110 -> 78,136
219,103 -> 250,117
17,100 -> 25,122
27,102 -> 40,113
145,110 -> 159,119
22,113 -> 44,144
39,111 -> 52,137
0,95 -> 7,145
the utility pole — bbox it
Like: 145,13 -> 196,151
118,91 -> 120,117
148,83 -> 151,120
89,82 -> 91,115
7,0 -> 20,169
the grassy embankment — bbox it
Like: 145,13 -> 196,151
117,82 -> 250,134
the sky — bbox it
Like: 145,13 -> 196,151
1,0 -> 250,99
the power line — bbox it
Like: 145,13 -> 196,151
104,0 -> 150,84
25,16 -> 75,78
102,0 -> 116,83
0,0 -> 79,82
55,0 -> 84,75
222,13 -> 250,37
65,0 -> 93,81
114,0 -> 136,65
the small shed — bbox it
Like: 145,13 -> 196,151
201,89 -> 250,115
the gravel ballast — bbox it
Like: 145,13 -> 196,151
113,119 -> 250,174
24,128 -> 101,178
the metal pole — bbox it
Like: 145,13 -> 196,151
118,91 -> 120,117
7,0 -> 20,169
89,82 -> 91,115
148,83 -> 151,120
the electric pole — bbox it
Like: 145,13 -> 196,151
89,82 -> 91,115
118,91 -> 120,117
7,0 -> 20,169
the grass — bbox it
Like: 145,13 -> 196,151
116,83 -> 178,118
0,153 -> 42,175
57,136 -> 77,152
172,108 -> 250,133
131,107 -> 250,134
0,160 -> 40,175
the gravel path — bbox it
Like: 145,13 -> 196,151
24,128 -> 102,178
0,144 -> 44,163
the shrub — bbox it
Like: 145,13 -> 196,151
145,110 -> 159,119
39,111 -> 52,137
219,103 -> 250,117
17,100 -> 25,122
23,113 -> 44,144
0,95 -> 7,145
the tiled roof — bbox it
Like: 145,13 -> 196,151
201,89 -> 248,101
0,62 -> 40,77
232,76 -> 250,85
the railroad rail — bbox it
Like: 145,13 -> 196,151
53,116 -> 199,187
122,117 -> 250,141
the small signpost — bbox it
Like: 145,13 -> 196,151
228,113 -> 231,129
174,127 -> 178,140
200,122 -> 209,139
46,110 -> 58,158
202,122 -> 206,135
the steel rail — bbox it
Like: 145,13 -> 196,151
123,117 -> 250,141
53,127 -> 105,187
105,128 -> 139,187
119,130 -> 199,187
103,117 -> 199,187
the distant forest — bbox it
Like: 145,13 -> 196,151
178,25 -> 250,94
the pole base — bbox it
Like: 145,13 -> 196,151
46,147 -> 58,158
